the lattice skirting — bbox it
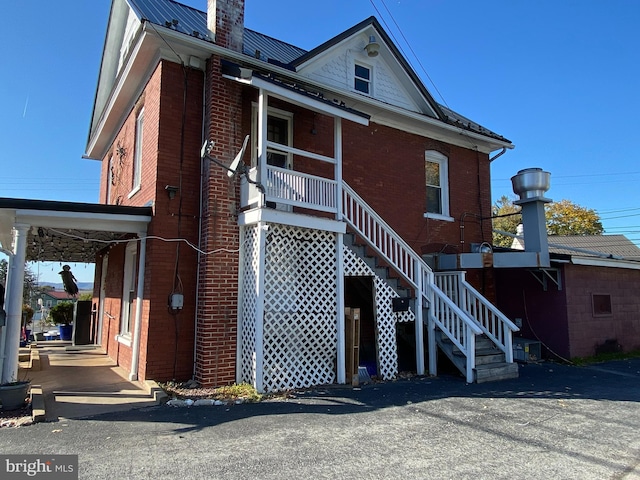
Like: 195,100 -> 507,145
239,224 -> 415,391
343,246 -> 415,380
240,223 -> 338,392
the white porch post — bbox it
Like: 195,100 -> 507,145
254,222 -> 267,393
1,223 -> 29,384
336,234 -> 345,384
129,233 -> 147,381
414,262 -> 425,375
334,117 -> 346,384
257,89 -> 268,208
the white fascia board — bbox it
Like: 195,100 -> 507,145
570,256 -> 640,270
86,31 -> 160,159
15,210 -> 151,233
239,208 -> 346,233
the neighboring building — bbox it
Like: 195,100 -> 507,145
37,289 -> 75,310
84,0 -> 519,391
496,234 -> 640,359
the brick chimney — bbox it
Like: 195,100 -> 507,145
207,0 -> 245,52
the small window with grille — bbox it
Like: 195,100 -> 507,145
592,294 -> 612,316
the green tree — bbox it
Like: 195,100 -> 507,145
545,199 -> 603,236
492,196 -> 521,247
491,197 -> 603,247
0,259 -> 38,304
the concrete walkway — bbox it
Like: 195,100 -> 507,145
19,342 -> 164,422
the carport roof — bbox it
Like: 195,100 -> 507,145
0,197 -> 153,263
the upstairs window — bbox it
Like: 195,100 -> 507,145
131,108 -> 144,194
425,150 -> 451,220
354,64 -> 371,95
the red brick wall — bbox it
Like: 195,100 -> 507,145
565,264 -> 640,357
96,60 -> 203,382
494,266 -> 571,359
195,56 -> 244,386
496,263 -> 640,359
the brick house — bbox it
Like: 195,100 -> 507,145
84,0 -> 520,391
495,234 -> 640,359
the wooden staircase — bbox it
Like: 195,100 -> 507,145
436,332 -> 519,383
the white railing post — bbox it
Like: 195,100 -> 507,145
414,262 -> 425,375
257,89 -> 268,208
335,117 -> 343,221
466,324 -> 476,384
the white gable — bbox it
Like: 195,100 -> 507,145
296,28 -> 434,116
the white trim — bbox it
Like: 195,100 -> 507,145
239,207 -> 347,233
570,256 -> 640,270
129,235 -> 147,381
423,213 -> 454,222
120,241 -> 138,336
132,108 -> 144,190
116,334 -> 132,347
127,184 -> 141,199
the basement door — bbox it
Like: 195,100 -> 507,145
344,276 -> 378,377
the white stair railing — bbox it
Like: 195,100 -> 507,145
435,271 -> 519,362
342,182 -> 481,381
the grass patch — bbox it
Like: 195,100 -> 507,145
571,349 -> 640,366
159,381 -> 262,403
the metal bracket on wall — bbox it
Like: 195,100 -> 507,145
529,268 -> 562,291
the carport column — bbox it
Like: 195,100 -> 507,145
1,223 -> 29,384
129,233 -> 147,381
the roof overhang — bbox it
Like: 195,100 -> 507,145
88,20 -> 512,160
0,198 -> 152,263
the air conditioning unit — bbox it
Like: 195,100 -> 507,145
513,337 -> 541,363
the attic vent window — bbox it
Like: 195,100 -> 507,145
354,64 -> 371,94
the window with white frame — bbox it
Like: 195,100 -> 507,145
120,242 -> 138,338
250,105 -> 293,169
354,63 -> 372,95
131,108 -> 144,194
425,150 -> 451,219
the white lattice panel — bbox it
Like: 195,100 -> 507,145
262,225 -> 338,392
239,226 -> 259,386
343,245 -> 415,380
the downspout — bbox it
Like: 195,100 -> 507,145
489,147 -> 507,162
129,232 -> 147,381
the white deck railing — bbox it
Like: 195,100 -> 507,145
264,166 -> 338,213
435,271 -> 519,362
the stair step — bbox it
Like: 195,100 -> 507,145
475,352 -> 506,365
474,362 -> 519,383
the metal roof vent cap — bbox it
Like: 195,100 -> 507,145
511,168 -> 551,200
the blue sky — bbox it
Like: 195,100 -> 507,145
1,0 -> 639,282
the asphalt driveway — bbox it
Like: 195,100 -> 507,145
1,359 -> 639,479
